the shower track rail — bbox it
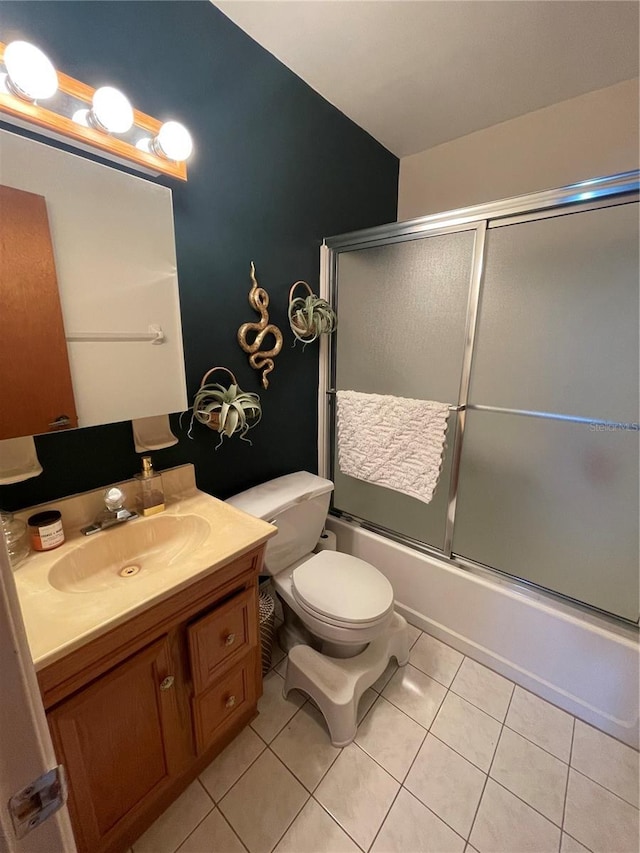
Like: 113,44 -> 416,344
326,392 -> 640,430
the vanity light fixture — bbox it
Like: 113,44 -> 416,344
0,39 -> 191,180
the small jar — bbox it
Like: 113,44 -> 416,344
27,510 -> 65,552
0,511 -> 30,568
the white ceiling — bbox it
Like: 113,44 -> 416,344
213,0 -> 639,157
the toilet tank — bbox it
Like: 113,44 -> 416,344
226,472 -> 333,575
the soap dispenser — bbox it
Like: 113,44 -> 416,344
136,456 -> 165,516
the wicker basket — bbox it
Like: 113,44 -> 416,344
258,591 -> 276,676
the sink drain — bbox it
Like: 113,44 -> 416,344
119,564 -> 140,578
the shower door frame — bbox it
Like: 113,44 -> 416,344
319,169 -> 640,627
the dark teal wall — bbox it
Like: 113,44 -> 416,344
0,1 -> 398,508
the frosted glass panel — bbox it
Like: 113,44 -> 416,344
333,230 -> 475,550
453,411 -> 639,621
470,202 -> 639,422
335,231 -> 475,400
333,419 -> 456,550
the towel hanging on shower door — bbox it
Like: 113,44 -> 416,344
336,390 -> 450,504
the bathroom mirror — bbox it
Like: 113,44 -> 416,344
0,128 -> 188,441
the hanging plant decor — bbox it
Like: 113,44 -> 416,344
237,262 -> 283,389
288,280 -> 337,347
187,367 -> 261,449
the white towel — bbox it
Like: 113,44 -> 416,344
336,391 -> 450,504
0,436 -> 43,485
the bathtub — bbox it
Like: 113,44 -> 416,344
326,516 -> 639,748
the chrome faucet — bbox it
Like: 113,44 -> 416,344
81,487 -> 138,535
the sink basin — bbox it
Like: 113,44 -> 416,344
48,514 -> 211,593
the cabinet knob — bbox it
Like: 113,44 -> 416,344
225,695 -> 236,709
224,633 -> 236,647
159,675 -> 175,691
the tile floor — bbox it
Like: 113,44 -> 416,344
132,625 -> 639,853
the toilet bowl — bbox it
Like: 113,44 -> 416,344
227,471 -> 410,745
226,471 -> 395,658
275,552 -> 395,657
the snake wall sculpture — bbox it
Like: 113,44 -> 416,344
237,262 -> 283,389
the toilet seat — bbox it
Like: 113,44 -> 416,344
294,596 -> 393,630
292,551 -> 394,627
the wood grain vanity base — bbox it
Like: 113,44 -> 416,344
39,545 -> 266,853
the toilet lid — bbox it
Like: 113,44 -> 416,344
292,551 -> 394,624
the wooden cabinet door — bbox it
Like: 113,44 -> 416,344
47,638 -> 182,853
0,184 -> 77,439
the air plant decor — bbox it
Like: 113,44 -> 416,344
288,280 -> 337,347
187,367 -> 261,449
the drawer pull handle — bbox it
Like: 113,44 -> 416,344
224,633 -> 236,647
159,676 -> 175,691
225,695 -> 236,709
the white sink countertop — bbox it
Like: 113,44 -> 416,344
12,464 -> 276,670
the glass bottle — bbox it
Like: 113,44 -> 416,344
0,510 -> 30,568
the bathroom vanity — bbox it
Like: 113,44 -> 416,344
13,465 -> 276,853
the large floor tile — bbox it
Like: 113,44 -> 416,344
571,719 -> 639,806
315,743 -> 399,850
451,659 -> 514,722
219,751 -> 308,853
405,734 -> 486,838
406,622 -> 422,649
382,663 -> 447,729
270,643 -> 287,670
560,833 -> 591,853
250,671 -> 306,743
505,686 -> 574,762
469,779 -> 560,853
355,695 -> 426,781
431,691 -> 501,772
176,808 -> 245,853
200,726 -> 265,802
490,727 -> 568,825
271,703 -> 341,791
274,799 -> 360,853
132,781 -> 213,853
371,788 -> 465,853
564,769 -> 640,853
410,633 -> 464,687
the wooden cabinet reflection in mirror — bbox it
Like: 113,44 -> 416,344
0,184 -> 78,440
0,129 -> 188,440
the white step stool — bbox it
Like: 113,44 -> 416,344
282,612 -> 410,746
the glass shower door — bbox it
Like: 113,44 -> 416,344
332,228 -> 478,550
453,201 -> 639,620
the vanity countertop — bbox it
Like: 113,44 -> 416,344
12,464 -> 276,670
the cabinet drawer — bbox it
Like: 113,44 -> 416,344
188,587 -> 258,694
192,654 -> 257,754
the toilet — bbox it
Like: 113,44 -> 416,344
227,471 -> 410,745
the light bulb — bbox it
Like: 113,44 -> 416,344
4,40 -> 58,101
72,108 -> 90,126
153,121 -> 193,161
89,86 -> 133,133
